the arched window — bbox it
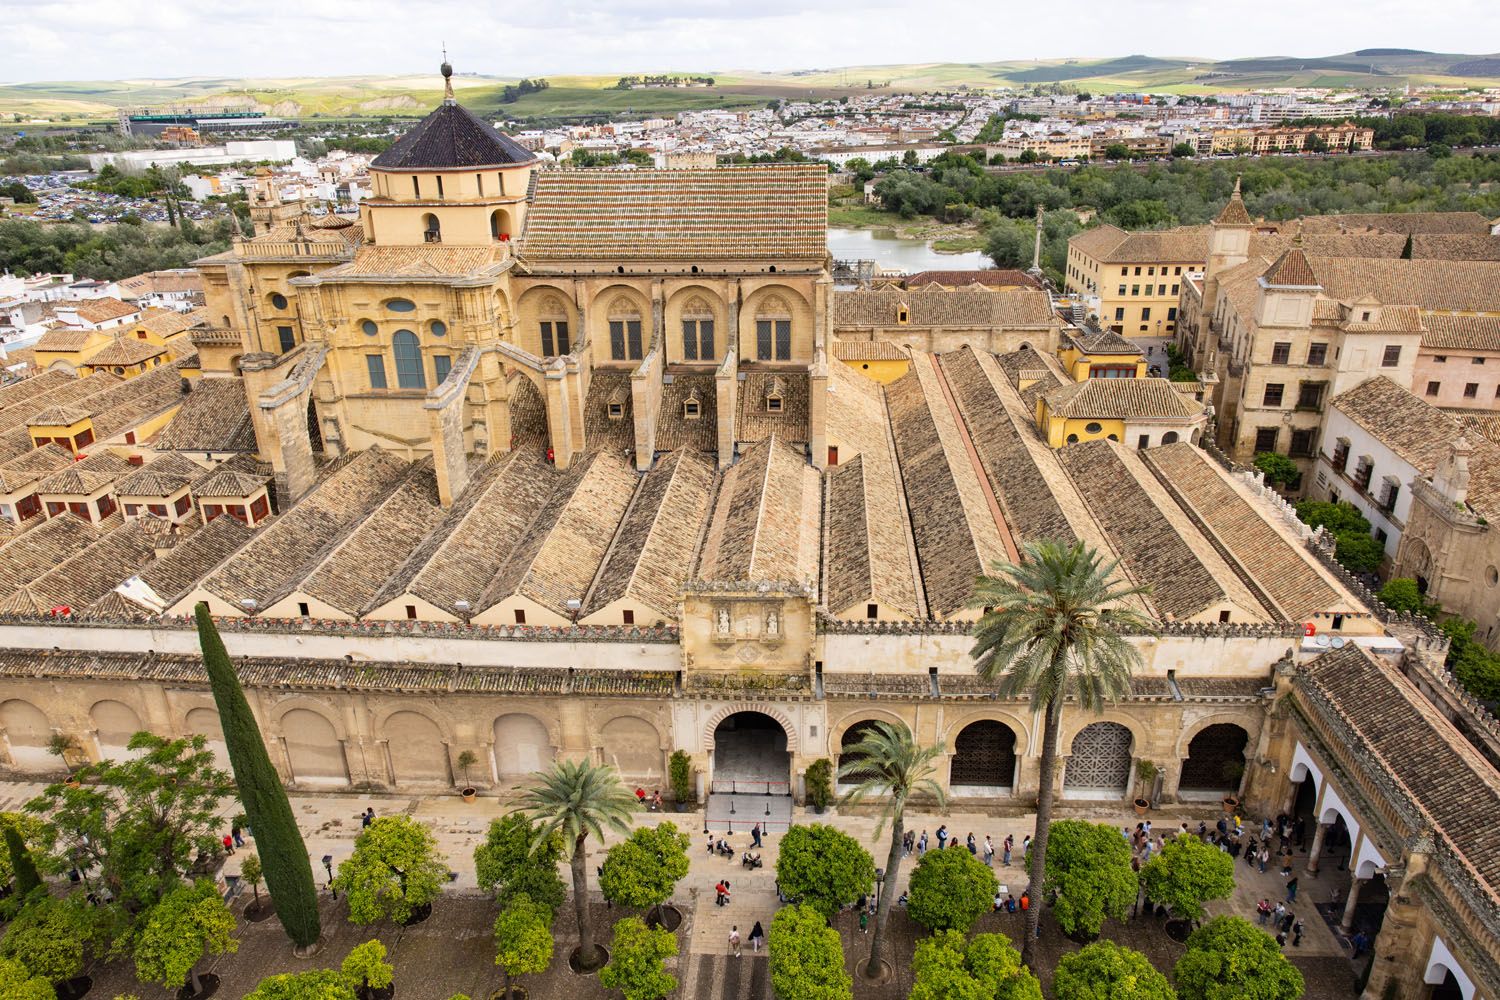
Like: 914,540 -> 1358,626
755,295 -> 792,361
422,213 -> 441,244
491,209 -> 511,241
681,297 -> 715,362
392,330 -> 425,389
539,295 -> 570,356
607,297 -> 643,362
1162,430 -> 1180,444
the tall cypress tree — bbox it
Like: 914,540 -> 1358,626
195,602 -> 321,947
3,824 -> 41,898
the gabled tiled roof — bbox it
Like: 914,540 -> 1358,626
1298,643 -> 1500,897
834,287 -> 1055,329
0,517 -> 160,615
696,435 -> 821,586
523,165 -> 828,261
192,464 -> 270,498
316,246 -> 501,279
901,269 -> 1040,289
0,445 -> 72,494
1214,188 -> 1252,226
1069,224 -> 1209,264
1422,313 -> 1500,353
0,510 -> 117,594
154,377 -> 255,453
1261,248 -> 1320,288
1330,376 -> 1465,477
585,449 -> 716,621
1307,258 -> 1500,312
1042,377 -> 1204,420
28,405 -> 90,426
1068,325 -> 1144,355
96,515 -> 254,615
70,298 -> 139,325
34,328 -> 98,353
832,340 -> 910,362
115,452 -> 203,497
1298,211 -> 1492,236
37,450 -> 135,497
84,334 -> 167,368
370,102 -> 536,170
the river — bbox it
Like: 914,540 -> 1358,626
826,227 -> 991,273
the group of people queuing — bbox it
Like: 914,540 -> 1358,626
903,825 -> 1028,868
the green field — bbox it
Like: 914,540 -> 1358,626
4,50 -> 1499,123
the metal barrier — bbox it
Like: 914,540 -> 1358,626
708,779 -> 792,796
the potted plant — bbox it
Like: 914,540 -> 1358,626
456,750 -> 479,802
668,750 -> 693,812
805,758 -> 833,814
1221,759 -> 1245,798
1133,759 -> 1158,816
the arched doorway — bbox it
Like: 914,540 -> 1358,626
281,709 -> 348,788
1428,971 -> 1466,1000
0,700 -> 53,771
185,707 -> 230,772
384,711 -> 448,787
600,717 -> 662,782
1178,723 -> 1249,795
711,712 -> 789,795
837,720 -> 884,787
92,700 -> 144,760
493,714 -> 553,780
1064,721 -> 1133,798
950,720 -> 1017,794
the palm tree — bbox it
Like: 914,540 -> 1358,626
970,540 -> 1154,969
838,721 -> 946,979
520,759 -> 636,969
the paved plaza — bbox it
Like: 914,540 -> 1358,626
0,781 -> 1368,998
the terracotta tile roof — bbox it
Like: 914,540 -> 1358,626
0,517 -> 159,614
696,435 -> 821,585
71,298 -> 139,325
134,308 -> 206,338
1331,376 -> 1461,475
404,451 -> 565,612
834,287 -> 1054,329
98,515 -> 255,615
1070,224 -> 1209,264
1042,377 -> 1205,420
249,220 -> 364,249
1422,314 -> 1500,353
654,374 -> 718,453
1143,443 -> 1347,623
884,359 -> 1006,618
1307,257 -> 1500,312
901,269 -> 1040,289
738,371 -> 809,443
192,465 -> 270,499
37,450 -> 135,496
297,464 -> 446,616
1261,248 -> 1320,288
1448,408 -> 1500,447
199,449 -> 410,608
84,334 -> 167,368
1068,325 -> 1145,355
0,371 -> 78,413
28,405 -> 90,426
823,362 -> 921,619
1214,189 -> 1252,226
1411,234 -> 1500,261
310,212 -> 357,230
1059,440 -> 1268,622
370,101 -> 536,170
1298,643 -> 1500,898
523,165 -> 828,261
154,377 -> 255,453
0,445 -> 72,494
479,451 -> 638,618
317,246 -> 501,279
34,328 -> 98,353
832,339 -> 910,362
586,449 -> 716,620
1298,211 -> 1493,236
115,452 -> 203,497
83,363 -> 194,443
582,371 -> 635,453
0,373 -> 123,440
117,269 -> 203,298
0,510 -> 117,594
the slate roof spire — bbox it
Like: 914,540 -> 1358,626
1214,175 -> 1252,227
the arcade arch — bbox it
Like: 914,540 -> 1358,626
493,713 -> 554,780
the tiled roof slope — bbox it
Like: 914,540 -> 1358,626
586,449 -> 717,620
1143,443 -> 1343,623
738,372 -> 809,443
884,360 -> 1005,618
198,449 -> 410,608
822,362 -> 921,619
37,450 -> 136,496
1071,224 -> 1209,263
1298,643 -> 1500,897
1330,376 -> 1458,476
1309,258 -> 1500,312
154,377 -> 255,452
96,515 -> 255,615
115,452 -> 203,497
1298,211 -> 1492,236
1068,326 -> 1144,355
0,373 -> 122,434
832,340 -> 910,362
523,166 -> 828,261
1042,377 -> 1204,420
404,451 -> 565,611
297,464 -> 447,616
1262,248 -> 1319,288
0,445 -> 72,494
370,102 -> 536,170
479,451 -> 638,617
902,269 -> 1040,289
1422,314 -> 1500,353
0,518 -> 159,614
0,511 -> 118,595
582,371 -> 635,453
697,436 -> 820,585
655,375 -> 718,452
834,287 -> 1055,328
1059,440 -> 1268,622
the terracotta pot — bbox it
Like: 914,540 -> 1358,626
461,787 -> 477,803
1222,796 -> 1239,813
1133,798 -> 1150,816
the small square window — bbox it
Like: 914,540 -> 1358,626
514,609 -> 526,625
1475,357 -> 1486,365
1435,355 -> 1448,363
623,609 -> 635,625
866,603 -> 878,619
1465,382 -> 1479,398
1219,610 -> 1231,623
298,602 -> 309,617
1427,381 -> 1441,397
405,605 -> 417,619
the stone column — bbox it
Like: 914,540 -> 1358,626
1282,778 -> 1301,816
1340,876 -> 1366,933
1306,822 -> 1331,875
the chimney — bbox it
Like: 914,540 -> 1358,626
128,455 -> 144,466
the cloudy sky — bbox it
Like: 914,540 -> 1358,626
5,0 -> 1498,83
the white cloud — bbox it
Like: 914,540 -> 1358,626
1,0 -> 1495,84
